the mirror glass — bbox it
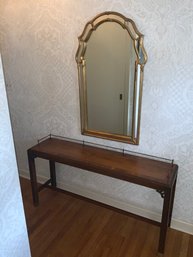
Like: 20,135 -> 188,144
76,12 -> 147,144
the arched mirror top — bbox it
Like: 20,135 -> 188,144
76,12 -> 147,66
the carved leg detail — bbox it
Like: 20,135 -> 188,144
156,189 -> 165,198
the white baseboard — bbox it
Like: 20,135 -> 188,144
20,169 -> 193,235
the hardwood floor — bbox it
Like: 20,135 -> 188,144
20,178 -> 193,257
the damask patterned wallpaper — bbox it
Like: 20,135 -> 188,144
1,0 -> 193,229
0,55 -> 31,257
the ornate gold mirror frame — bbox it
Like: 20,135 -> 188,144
76,11 -> 147,144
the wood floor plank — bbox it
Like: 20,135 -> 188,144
139,224 -> 158,257
179,233 -> 189,257
187,234 -> 193,257
20,178 -> 193,257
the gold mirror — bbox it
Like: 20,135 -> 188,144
76,12 -> 147,144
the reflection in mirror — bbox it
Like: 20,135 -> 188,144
76,12 -> 147,144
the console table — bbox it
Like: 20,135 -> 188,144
27,136 -> 178,255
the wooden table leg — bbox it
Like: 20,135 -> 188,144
168,178 -> 177,227
158,189 -> 171,254
27,150 -> 39,206
49,160 -> 56,187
